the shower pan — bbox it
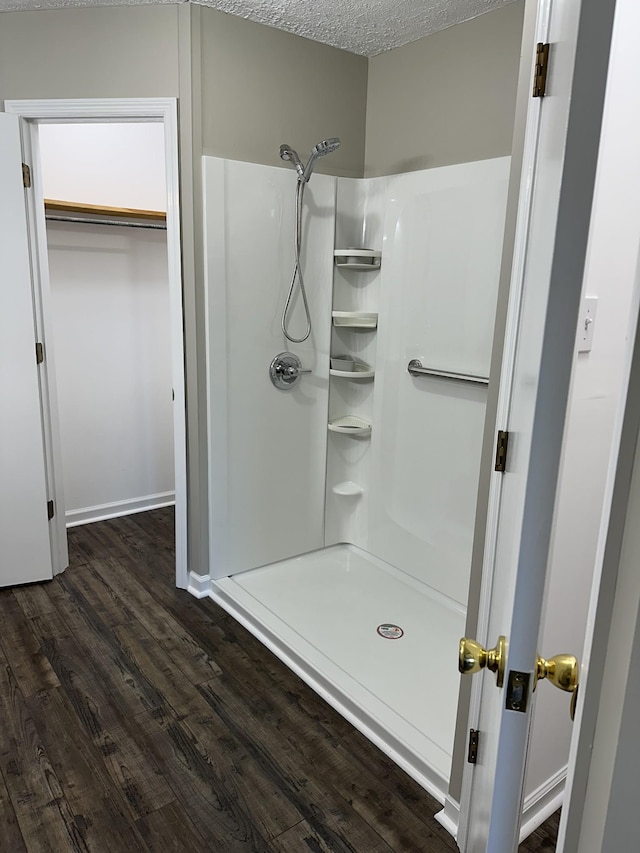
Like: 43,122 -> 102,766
202,152 -> 511,805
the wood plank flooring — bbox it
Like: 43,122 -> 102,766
0,509 -> 559,851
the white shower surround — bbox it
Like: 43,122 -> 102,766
205,158 -> 335,574
201,154 -> 510,798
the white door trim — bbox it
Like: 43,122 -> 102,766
4,98 -> 188,589
458,0 -> 620,845
454,0 -> 550,842
555,0 -> 640,843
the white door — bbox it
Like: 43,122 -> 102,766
0,113 -> 54,586
459,0 -> 629,849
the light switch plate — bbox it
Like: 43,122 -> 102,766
578,296 -> 598,352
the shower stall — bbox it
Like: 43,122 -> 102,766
202,148 -> 510,802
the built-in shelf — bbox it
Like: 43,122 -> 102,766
332,481 -> 364,496
334,248 -> 381,271
330,362 -> 375,379
332,311 -> 378,329
328,416 -> 372,436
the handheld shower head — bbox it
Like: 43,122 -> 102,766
279,144 -> 305,178
312,137 -> 341,157
301,137 -> 341,183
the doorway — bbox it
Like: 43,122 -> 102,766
5,98 -> 187,588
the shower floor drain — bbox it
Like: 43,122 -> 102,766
377,623 -> 404,640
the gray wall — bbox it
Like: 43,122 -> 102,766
365,1 -> 525,176
199,7 -> 368,177
0,6 -> 181,101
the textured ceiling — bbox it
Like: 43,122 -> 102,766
0,0 -> 515,56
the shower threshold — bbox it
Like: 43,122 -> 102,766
209,544 -> 465,804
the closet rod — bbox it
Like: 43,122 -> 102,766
45,214 -> 167,231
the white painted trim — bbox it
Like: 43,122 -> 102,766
457,2 -> 550,840
4,98 -> 188,588
207,578 -> 451,812
4,98 -> 178,120
435,794 -> 460,840
435,764 -> 565,844
187,572 -> 211,599
66,492 -> 176,528
14,117 -> 68,576
519,766 -> 566,842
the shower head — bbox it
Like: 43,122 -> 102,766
301,137 -> 341,183
312,137 -> 341,157
279,144 -> 305,178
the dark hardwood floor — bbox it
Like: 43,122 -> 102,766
0,509 -> 559,851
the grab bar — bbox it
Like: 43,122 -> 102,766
407,359 -> 489,385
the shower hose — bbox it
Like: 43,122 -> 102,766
281,178 -> 312,343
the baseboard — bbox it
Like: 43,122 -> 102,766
65,492 -> 176,527
519,765 -> 566,842
432,769 -> 563,847
435,794 -> 460,841
187,571 -> 212,599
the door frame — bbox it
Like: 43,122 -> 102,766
438,0 -> 552,837
4,97 -> 188,588
454,0 -> 623,846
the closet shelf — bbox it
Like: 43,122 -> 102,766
44,199 -> 167,230
45,199 -> 166,221
328,416 -> 372,436
332,311 -> 378,329
334,249 -> 381,270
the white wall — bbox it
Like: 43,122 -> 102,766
47,223 -> 174,521
204,157 -> 335,577
41,122 -> 174,523
39,123 -> 166,211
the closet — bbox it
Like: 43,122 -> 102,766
40,122 -> 175,529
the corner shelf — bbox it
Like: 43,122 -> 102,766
332,481 -> 364,496
328,416 -> 372,436
332,311 -> 378,329
330,362 -> 375,379
334,248 -> 381,271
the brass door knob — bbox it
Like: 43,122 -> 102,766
535,653 -> 579,720
459,635 -> 506,688
535,653 -> 578,692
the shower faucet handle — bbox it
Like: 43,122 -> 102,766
269,352 -> 312,389
281,364 -> 311,377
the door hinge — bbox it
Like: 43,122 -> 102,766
468,729 -> 479,764
35,342 -> 44,364
47,499 -> 55,520
22,163 -> 32,188
495,430 -> 510,472
532,42 -> 550,98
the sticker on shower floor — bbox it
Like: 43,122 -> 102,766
377,624 -> 404,640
